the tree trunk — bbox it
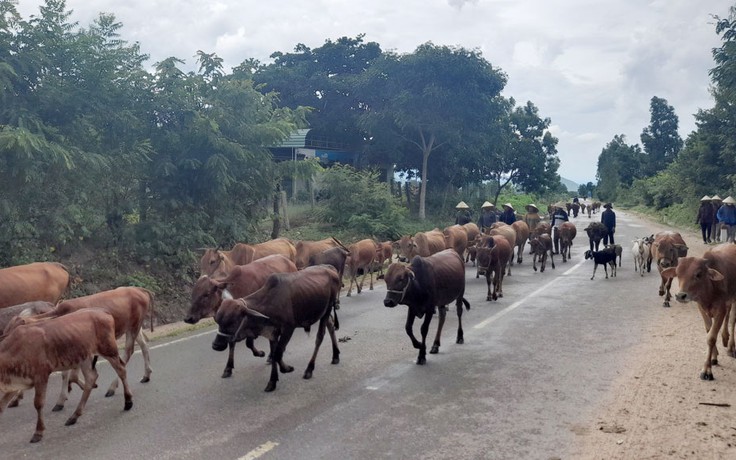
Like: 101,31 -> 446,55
271,183 -> 281,239
418,149 -> 430,220
404,182 -> 411,210
281,191 -> 290,230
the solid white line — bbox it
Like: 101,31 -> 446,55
238,441 -> 279,460
474,257 -> 585,330
148,329 -> 215,351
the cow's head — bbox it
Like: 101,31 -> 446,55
384,263 -> 414,307
395,236 -> 415,262
663,257 -> 724,304
185,276 -> 227,324
199,249 -> 232,277
212,299 -> 270,351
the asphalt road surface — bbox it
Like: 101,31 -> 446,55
0,211 -> 666,459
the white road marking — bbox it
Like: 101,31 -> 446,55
238,441 -> 279,460
474,258 -> 585,330
148,329 -> 215,350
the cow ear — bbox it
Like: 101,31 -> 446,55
245,307 -> 269,319
708,268 -> 725,282
661,267 -> 677,279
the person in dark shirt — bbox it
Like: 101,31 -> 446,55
551,203 -> 569,254
500,203 -> 516,225
455,201 -> 472,225
477,201 -> 497,232
696,195 -> 715,244
601,203 -> 616,245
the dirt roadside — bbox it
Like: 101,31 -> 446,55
571,213 -> 736,459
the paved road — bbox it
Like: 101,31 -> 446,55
0,211 -> 666,459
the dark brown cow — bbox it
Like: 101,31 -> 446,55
200,238 -> 296,277
476,235 -> 512,301
651,231 -> 688,308
395,229 -> 446,262
489,223 -> 516,276
0,309 -> 132,443
559,222 -> 577,263
346,239 -> 378,297
662,244 -> 736,380
309,247 -> 350,282
383,249 -> 470,364
462,223 -> 480,264
186,255 -> 298,378
511,220 -> 530,264
8,287 -> 154,403
0,262 -> 70,309
529,234 -> 555,273
443,225 -> 469,259
295,238 -> 343,269
212,265 -> 341,392
584,222 -> 608,252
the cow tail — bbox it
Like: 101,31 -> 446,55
144,288 -> 155,333
333,307 -> 340,331
56,262 -> 73,301
461,297 -> 470,311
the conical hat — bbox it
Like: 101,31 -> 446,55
712,195 -> 723,201
723,196 -> 736,205
455,201 -> 469,209
502,203 -> 514,210
701,195 -> 711,201
525,203 -> 539,212
481,201 -> 495,209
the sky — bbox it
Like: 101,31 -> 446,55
16,0 -> 735,184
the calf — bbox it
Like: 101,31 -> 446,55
373,241 -> 394,279
346,239 -> 378,296
558,222 -> 577,263
212,265 -> 341,392
0,309 -> 132,443
489,223 -> 517,276
475,235 -> 512,301
632,238 -> 647,276
511,220 -> 530,264
529,234 -> 555,273
462,223 -> 480,264
585,248 -> 617,280
662,244 -> 736,380
383,249 -> 470,364
652,231 -> 688,307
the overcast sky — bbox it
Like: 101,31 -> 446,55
16,0 -> 734,184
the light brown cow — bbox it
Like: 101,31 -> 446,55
662,244 -> 736,380
374,241 -> 394,278
8,287 -> 154,404
511,220 -> 530,264
489,223 -> 517,276
346,239 -> 378,297
0,262 -> 70,309
394,229 -> 446,262
0,308 -> 133,443
651,231 -> 688,307
475,235 -> 512,301
200,238 -> 296,277
462,223 -> 480,264
558,222 -> 577,263
295,238 -> 343,269
443,224 -> 469,259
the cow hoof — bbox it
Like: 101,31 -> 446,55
730,350 -> 736,359
221,369 -> 233,378
486,295 -> 492,301
303,371 -> 313,380
264,382 -> 277,392
416,357 -> 426,365
105,389 -> 115,398
52,404 -> 64,412
456,338 -> 464,344
8,399 -> 19,408
700,371 -> 715,381
429,346 -> 439,354
124,400 -> 133,411
254,350 -> 266,358
65,417 -> 78,426
331,357 -> 340,365
346,292 -> 352,297
281,365 -> 295,374
663,302 -> 670,308
540,268 -> 545,273
30,434 -> 42,443
534,267 -> 538,272
140,376 -> 150,383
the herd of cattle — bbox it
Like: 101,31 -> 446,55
1,212 -> 736,443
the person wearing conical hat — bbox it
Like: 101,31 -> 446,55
455,201 -> 472,225
524,204 -> 541,234
551,203 -> 569,254
601,203 -> 616,246
500,203 -> 516,225
477,201 -> 497,232
696,195 -> 715,244
711,195 -> 723,242
717,196 -> 736,243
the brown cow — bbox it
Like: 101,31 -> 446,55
200,238 -> 296,277
559,222 -> 577,263
651,231 -> 688,308
212,265 -> 341,392
476,235 -> 512,301
462,223 -> 480,264
8,287 -> 154,403
394,229 -> 446,262
383,249 -> 470,364
186,255 -> 298,378
295,238 -> 343,269
662,244 -> 736,380
443,225 -> 469,259
346,239 -> 378,297
489,223 -> 516,276
0,262 -> 70,309
529,234 -> 555,273
511,220 -> 530,264
0,308 -> 133,443
373,241 -> 394,278
584,222 -> 608,252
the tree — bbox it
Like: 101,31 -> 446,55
640,96 -> 683,176
359,43 -> 507,219
595,135 -> 644,202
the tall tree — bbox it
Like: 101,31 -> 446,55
359,43 -> 507,219
640,96 -> 683,176
595,134 -> 644,201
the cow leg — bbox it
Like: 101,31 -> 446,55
136,331 -> 153,383
65,359 -> 99,428
496,270 -> 505,298
404,312 -> 425,364
540,253 -> 546,273
346,273 -> 356,297
106,330 -> 137,397
702,306 -> 728,380
603,265 -> 609,279
485,271 -> 493,301
266,329 -> 295,392
0,391 -> 20,410
532,253 -> 538,272
663,277 -> 674,307
698,306 -> 720,365
506,255 -> 512,276
222,341 -> 237,378
430,306 -> 447,354
30,378 -> 49,443
454,300 -> 465,344
304,316 -> 330,380
245,337 -> 266,357
416,312 -> 433,364
591,263 -> 598,280
52,370 -> 71,411
326,315 -> 340,365
550,250 -> 556,270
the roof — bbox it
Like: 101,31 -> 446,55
273,128 -> 312,148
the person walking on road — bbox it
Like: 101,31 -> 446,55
711,195 -> 723,242
477,201 -> 497,233
696,195 -> 715,244
500,203 -> 516,225
717,196 -> 736,243
551,202 -> 569,254
524,204 -> 542,235
455,201 -> 472,225
601,203 -> 616,246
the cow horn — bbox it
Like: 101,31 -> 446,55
245,307 -> 269,319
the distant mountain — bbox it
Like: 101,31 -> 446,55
560,177 -> 579,193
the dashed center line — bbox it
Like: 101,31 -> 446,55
238,441 -> 279,460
